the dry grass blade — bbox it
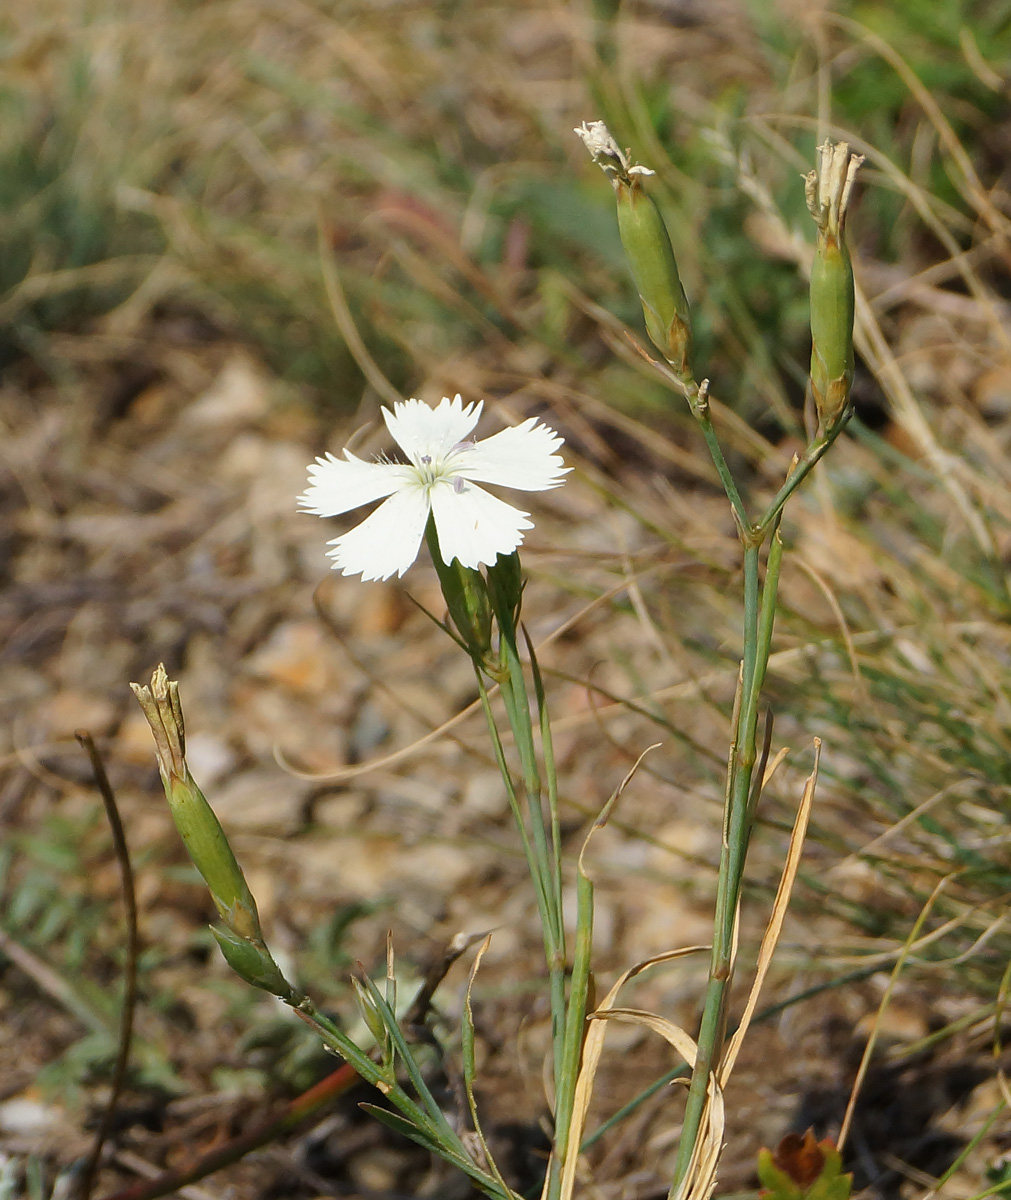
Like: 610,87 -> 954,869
838,873 -> 957,1151
274,690 -> 487,781
791,559 -> 865,695
556,945 -> 709,1200
316,205 -> 403,407
0,926 -> 109,1036
719,738 -> 821,1085
548,744 -> 662,1199
853,282 -> 996,558
589,1007 -> 699,1065
576,1011 -> 725,1200
281,580 -> 662,783
670,1072 -> 725,1200
831,13 -> 1011,243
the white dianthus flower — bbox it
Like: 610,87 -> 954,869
299,395 -> 569,582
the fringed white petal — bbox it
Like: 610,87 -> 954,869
383,395 -> 483,465
299,451 -> 408,516
454,417 -> 569,491
430,479 -> 532,570
325,486 -> 430,580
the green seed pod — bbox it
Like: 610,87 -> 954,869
575,120 -> 693,382
164,770 -> 262,940
351,975 -> 391,1051
809,234 -> 854,429
806,141 -> 864,431
132,666 -> 262,942
615,175 -> 693,381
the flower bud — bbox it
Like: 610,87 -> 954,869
351,975 -> 390,1051
575,120 -> 693,382
805,141 -> 864,431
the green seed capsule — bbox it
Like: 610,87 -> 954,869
165,770 -> 262,940
809,229 -> 855,427
806,141 -> 864,431
574,121 -> 693,383
616,176 -> 693,382
132,666 -> 262,942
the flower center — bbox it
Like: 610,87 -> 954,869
413,453 -> 448,488
412,443 -> 472,491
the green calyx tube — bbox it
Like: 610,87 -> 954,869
805,141 -> 864,431
575,120 -> 693,384
132,666 -> 295,1000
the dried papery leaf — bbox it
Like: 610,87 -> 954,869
557,945 -> 709,1200
588,1007 -> 698,1067
461,935 -> 517,1199
585,1000 -> 725,1200
671,1070 -> 725,1200
316,205 -> 403,408
720,740 -> 821,1085
762,745 -> 790,786
385,930 -> 397,1015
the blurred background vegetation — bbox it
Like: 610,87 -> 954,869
3,0 -> 1011,1197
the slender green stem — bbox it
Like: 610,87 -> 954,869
695,408 -> 751,533
754,417 -> 848,536
474,670 -> 557,957
293,999 -> 432,1132
526,631 -> 565,940
501,664 -> 560,948
357,973 -> 471,1154
671,532 -> 784,1196
554,864 -> 594,1161
296,996 -> 512,1196
476,652 -> 568,1119
751,526 -> 784,729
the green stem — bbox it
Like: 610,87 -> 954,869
357,974 -> 471,1154
526,631 -> 565,943
295,995 -> 515,1198
293,999 -> 435,1135
474,670 -> 557,957
476,652 -> 568,1121
754,416 -> 849,536
695,406 -> 751,533
670,530 -> 784,1196
543,853 -> 595,1200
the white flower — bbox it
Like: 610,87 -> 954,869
299,395 -> 569,581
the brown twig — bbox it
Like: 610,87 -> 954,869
75,731 -> 140,1200
96,927 -> 477,1200
96,1063 -> 359,1200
